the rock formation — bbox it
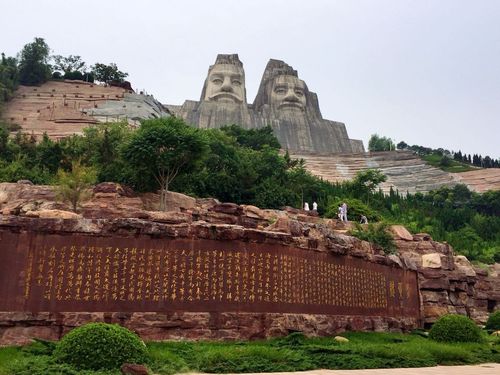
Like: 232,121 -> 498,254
1,80 -> 170,139
167,54 -> 364,153
0,182 -> 498,346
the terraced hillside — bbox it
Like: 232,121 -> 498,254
455,169 -> 500,193
1,80 -> 169,139
291,150 -> 459,194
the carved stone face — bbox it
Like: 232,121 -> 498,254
270,75 -> 306,112
204,64 -> 245,103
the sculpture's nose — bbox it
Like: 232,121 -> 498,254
284,88 -> 299,102
221,76 -> 233,92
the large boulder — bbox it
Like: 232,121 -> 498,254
390,225 -> 413,241
454,255 -> 477,277
25,209 -> 82,220
421,253 -> 442,269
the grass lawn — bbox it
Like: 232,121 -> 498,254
422,154 -> 477,173
0,331 -> 499,374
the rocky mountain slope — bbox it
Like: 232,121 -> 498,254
1,80 -> 169,138
291,150 -> 499,194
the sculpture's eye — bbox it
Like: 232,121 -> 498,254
274,87 -> 286,95
212,78 -> 223,85
295,90 -> 304,97
232,80 -> 241,86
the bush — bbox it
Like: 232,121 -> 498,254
486,311 -> 500,331
8,356 -> 109,375
53,323 -> 149,370
429,314 -> 483,343
325,198 -> 381,222
349,222 -> 396,254
196,345 -> 314,373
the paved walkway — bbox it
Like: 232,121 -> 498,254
218,364 -> 500,375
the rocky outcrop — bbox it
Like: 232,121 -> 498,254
395,231 -> 500,326
0,182 -> 498,345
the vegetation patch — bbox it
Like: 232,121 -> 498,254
53,323 -> 148,371
429,314 -> 484,343
3,331 -> 499,374
422,153 -> 475,173
486,311 -> 500,331
349,222 -> 397,254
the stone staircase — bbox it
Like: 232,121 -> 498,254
291,150 -> 458,194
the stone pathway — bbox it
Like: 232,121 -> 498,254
213,364 -> 500,375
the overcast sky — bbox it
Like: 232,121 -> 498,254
2,0 -> 499,158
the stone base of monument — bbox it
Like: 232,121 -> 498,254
0,311 -> 419,346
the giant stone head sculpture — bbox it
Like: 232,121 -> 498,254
253,59 -> 321,118
201,54 -> 247,104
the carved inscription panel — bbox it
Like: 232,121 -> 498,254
0,232 -> 419,317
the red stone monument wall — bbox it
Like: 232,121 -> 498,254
1,232 -> 418,316
0,230 -> 420,345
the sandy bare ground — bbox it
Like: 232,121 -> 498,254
189,363 -> 500,375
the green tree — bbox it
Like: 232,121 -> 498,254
18,37 -> 52,85
368,134 -> 395,151
220,124 -> 281,150
351,169 -> 387,199
0,53 -> 19,103
91,62 -> 128,84
123,117 -> 207,210
52,54 -> 86,75
396,141 -> 408,150
55,161 -> 97,212
439,155 -> 452,167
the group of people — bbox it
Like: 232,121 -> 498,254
337,202 -> 348,222
302,201 -> 368,224
303,201 -> 318,211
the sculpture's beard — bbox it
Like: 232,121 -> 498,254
208,92 -> 243,103
277,101 -> 305,112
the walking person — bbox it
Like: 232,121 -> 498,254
341,202 -> 348,222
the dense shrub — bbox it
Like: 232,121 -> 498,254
53,323 -> 148,370
349,222 -> 396,254
196,345 -> 314,373
325,198 -> 381,222
429,315 -> 483,343
485,311 -> 500,331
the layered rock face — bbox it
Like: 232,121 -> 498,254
392,225 -> 500,326
0,182 -> 498,346
292,150 -> 459,194
1,80 -> 170,139
455,169 -> 500,193
167,55 -> 363,154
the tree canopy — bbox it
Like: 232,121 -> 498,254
368,134 -> 395,152
91,63 -> 128,84
52,55 -> 86,75
122,117 -> 207,210
18,37 -> 51,86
